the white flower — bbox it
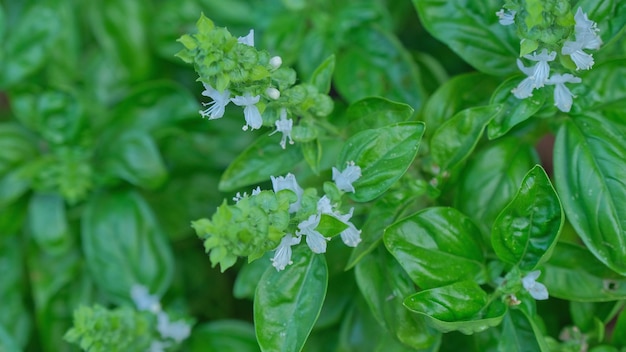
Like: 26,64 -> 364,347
231,93 -> 262,130
130,284 -> 161,313
238,29 -> 254,46
199,83 -> 231,119
523,49 -> 556,88
297,214 -> 329,254
332,161 -> 362,193
316,196 -> 362,247
271,173 -> 304,213
270,108 -> 294,149
156,311 -> 191,343
522,270 -> 549,300
562,40 -> 595,70
269,56 -> 283,69
271,234 -> 301,271
147,340 -> 170,352
251,186 -> 261,196
574,8 -> 602,50
496,9 -> 516,26
233,187 -> 262,203
546,73 -> 582,112
340,223 -> 362,247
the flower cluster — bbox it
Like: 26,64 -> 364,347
131,285 -> 192,351
498,3 -> 601,112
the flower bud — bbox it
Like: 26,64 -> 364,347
269,56 -> 282,69
266,87 -> 281,100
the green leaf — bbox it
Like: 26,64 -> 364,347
234,253 -> 272,300
102,132 -> 168,189
190,320 -> 260,352
316,214 -> 349,238
346,97 -> 414,135
412,0 -> 518,75
355,248 -> 441,350
491,165 -> 563,270
383,207 -> 486,289
498,309 -> 549,352
456,137 -> 539,237
430,104 -> 503,172
338,122 -> 424,202
255,246 -> 328,352
554,114 -> 626,275
28,193 -> 71,254
404,281 -> 507,334
301,140 -> 322,175
82,190 -> 174,303
0,123 -> 37,177
487,77 -> 547,140
543,242 -> 626,302
334,26 -> 427,110
309,54 -> 335,94
0,238 -> 31,349
219,134 -> 303,192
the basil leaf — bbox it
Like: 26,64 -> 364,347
346,97 -> 414,135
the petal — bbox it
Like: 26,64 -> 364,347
512,77 -> 535,99
528,282 -> 549,300
243,105 -> 263,130
340,224 -> 362,247
237,29 -> 255,46
305,230 -> 329,253
553,84 -> 575,112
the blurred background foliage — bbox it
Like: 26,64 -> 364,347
0,0 -> 472,350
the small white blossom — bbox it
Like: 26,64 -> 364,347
271,173 -> 304,213
511,61 -> 536,99
297,214 -> 329,254
131,284 -> 161,313
231,93 -> 262,130
496,9 -> 516,26
266,87 -> 281,100
332,161 -> 362,193
562,40 -> 595,70
574,8 -> 602,50
147,340 -> 170,352
271,234 -> 301,271
522,270 -> 549,300
270,109 -> 294,149
523,49 -> 556,88
269,56 -> 283,69
316,196 -> 362,247
199,83 -> 231,119
340,223 -> 362,247
251,186 -> 261,196
546,73 -> 582,112
156,312 -> 191,343
238,29 -> 254,46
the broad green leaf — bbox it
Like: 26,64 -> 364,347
498,309 -> 549,352
430,104 -> 503,172
301,140 -> 322,175
612,309 -> 626,346
317,214 -> 349,238
346,97 -> 414,134
0,167 -> 31,209
554,114 -> 626,275
255,246 -> 327,352
82,190 -> 174,303
383,207 -> 486,289
102,132 -> 168,190
543,242 -> 626,302
487,77 -> 547,140
219,134 -> 303,192
338,122 -> 424,202
0,238 -> 31,349
412,0 -> 518,75
309,54 -> 335,94
491,165 -> 563,270
0,325 -> 21,352
404,281 -> 507,334
355,248 -> 441,350
315,269 -> 355,330
234,253 -> 272,300
28,193 -> 71,254
577,59 -> 626,112
421,73 -> 500,142
456,137 -> 539,237
190,320 -> 260,352
0,123 -> 37,177
334,26 -> 426,110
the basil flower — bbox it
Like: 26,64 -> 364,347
562,40 -> 595,70
496,8 -> 516,26
522,270 -> 549,300
231,93 -> 262,130
199,83 -> 231,119
270,108 -> 294,149
297,214 -> 329,254
271,173 -> 304,213
237,29 -> 254,47
332,161 -> 362,193
270,234 -> 301,271
546,73 -> 582,112
524,49 -> 556,88
156,312 -> 191,343
130,284 -> 161,313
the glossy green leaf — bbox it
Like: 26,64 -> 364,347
190,320 -> 260,352
28,193 -> 71,254
456,137 -> 539,237
0,167 -> 31,209
103,132 -> 168,189
219,134 -> 303,192
346,97 -> 414,134
487,77 -> 547,140
234,253 -> 272,300
355,248 -> 441,350
301,140 -> 322,175
317,214 -> 349,238
543,242 -> 626,302
612,308 -> 626,346
430,104 -> 503,172
491,165 -> 563,270
404,281 -> 507,334
81,190 -> 174,303
498,309 -> 549,352
334,26 -> 426,110
554,114 -> 626,275
254,246 -> 327,352
338,122 -> 424,202
384,207 -> 486,289
412,0 -> 518,75
309,54 -> 335,94
0,238 -> 31,349
0,123 -> 37,177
